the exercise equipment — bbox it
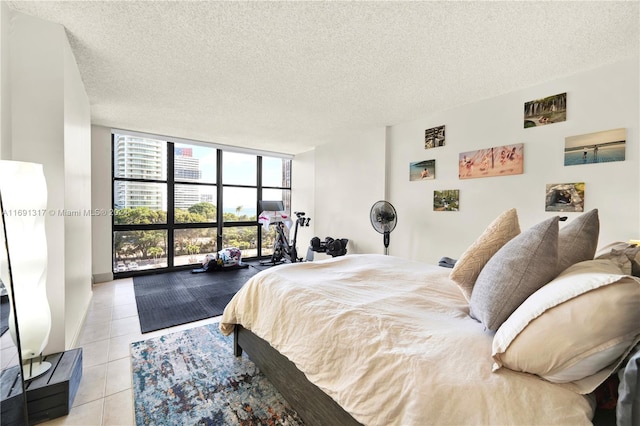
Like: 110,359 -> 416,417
260,206 -> 310,265
306,236 -> 349,261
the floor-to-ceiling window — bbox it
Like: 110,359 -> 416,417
112,132 -> 291,276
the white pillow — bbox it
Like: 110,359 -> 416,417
492,259 -> 640,394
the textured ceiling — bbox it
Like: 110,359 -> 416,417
6,1 -> 639,155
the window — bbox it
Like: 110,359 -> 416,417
223,152 -> 256,186
222,226 -> 258,258
174,228 -> 217,267
112,133 -> 292,276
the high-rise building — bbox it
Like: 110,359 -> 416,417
174,146 -> 201,209
113,135 -> 166,209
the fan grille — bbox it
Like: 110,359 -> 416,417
370,201 -> 397,234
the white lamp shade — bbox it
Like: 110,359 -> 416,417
0,160 -> 51,360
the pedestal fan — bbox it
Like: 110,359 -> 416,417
370,200 -> 397,255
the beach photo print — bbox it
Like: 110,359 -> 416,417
410,159 -> 435,181
564,128 -> 626,166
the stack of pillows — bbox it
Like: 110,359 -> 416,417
449,208 -> 640,394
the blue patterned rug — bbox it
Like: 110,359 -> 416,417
130,323 -> 304,425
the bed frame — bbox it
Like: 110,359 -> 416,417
234,325 -> 620,426
233,325 -> 361,426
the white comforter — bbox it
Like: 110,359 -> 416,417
220,254 -> 593,425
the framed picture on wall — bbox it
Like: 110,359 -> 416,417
524,92 -> 567,128
458,143 -> 523,179
564,128 -> 626,166
433,189 -> 459,211
410,159 -> 435,181
545,182 -> 585,212
425,125 -> 445,149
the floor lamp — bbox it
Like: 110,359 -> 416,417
0,160 -> 52,380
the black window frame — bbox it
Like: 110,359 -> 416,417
111,133 -> 292,277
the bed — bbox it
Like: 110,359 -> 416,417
220,209 -> 640,425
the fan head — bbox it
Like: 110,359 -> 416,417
370,201 -> 397,233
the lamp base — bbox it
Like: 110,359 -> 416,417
23,359 -> 52,381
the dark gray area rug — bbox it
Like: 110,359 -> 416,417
133,264 -> 262,333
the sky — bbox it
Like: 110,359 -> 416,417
180,144 -> 284,209
564,128 -> 626,149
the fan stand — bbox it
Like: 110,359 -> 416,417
383,231 -> 390,255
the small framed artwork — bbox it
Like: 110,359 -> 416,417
433,189 -> 459,211
545,182 -> 585,212
425,125 -> 445,149
459,143 -> 523,179
564,128 -> 626,166
524,92 -> 567,128
410,159 -> 435,181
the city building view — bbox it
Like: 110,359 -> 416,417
112,134 -> 290,274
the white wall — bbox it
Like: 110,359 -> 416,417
385,58 -> 639,265
8,10 -> 92,353
291,148 -> 316,254
312,127 -> 387,254
91,125 -> 114,282
0,2 -> 11,160
63,39 -> 93,347
89,60 -> 638,275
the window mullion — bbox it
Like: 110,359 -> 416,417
167,142 -> 175,269
216,150 -> 223,249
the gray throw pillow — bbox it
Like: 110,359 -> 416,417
557,209 -> 599,274
469,216 -> 560,332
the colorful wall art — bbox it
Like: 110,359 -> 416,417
433,190 -> 459,211
425,125 -> 445,149
564,128 -> 626,166
524,92 -> 567,128
459,143 -> 523,179
410,159 -> 435,181
545,182 -> 585,212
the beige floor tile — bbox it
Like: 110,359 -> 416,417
103,389 -> 134,426
1,329 -> 14,348
89,287 -> 115,311
108,332 -> 140,362
39,398 -> 103,426
111,302 -> 138,321
110,316 -> 141,338
1,332 -> 19,369
77,321 -> 111,346
92,284 -> 113,296
72,363 -> 106,407
83,306 -> 112,326
113,284 -> 136,304
1,347 -> 19,369
79,339 -> 110,368
105,357 -> 131,396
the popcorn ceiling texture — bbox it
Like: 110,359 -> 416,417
6,1 -> 639,154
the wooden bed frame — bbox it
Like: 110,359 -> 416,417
233,325 -> 361,426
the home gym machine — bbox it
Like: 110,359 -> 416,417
259,201 -> 310,265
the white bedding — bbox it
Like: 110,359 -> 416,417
220,254 -> 593,425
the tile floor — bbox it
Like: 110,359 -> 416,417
36,277 -> 221,426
